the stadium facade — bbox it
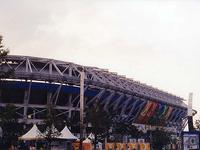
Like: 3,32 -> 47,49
0,55 -> 187,132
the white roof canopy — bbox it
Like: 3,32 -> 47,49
83,138 -> 91,143
58,126 -> 78,140
83,133 -> 94,143
19,124 -> 44,140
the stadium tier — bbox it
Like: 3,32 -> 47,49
0,55 -> 187,131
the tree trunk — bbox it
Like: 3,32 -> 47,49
94,134 -> 97,150
47,140 -> 51,150
79,139 -> 83,150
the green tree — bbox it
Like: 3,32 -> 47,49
0,104 -> 24,149
0,35 -> 14,79
148,113 -> 172,150
86,102 -> 113,150
195,118 -> 200,130
151,128 -> 171,150
112,118 -> 143,141
0,35 -> 9,57
42,104 -> 61,150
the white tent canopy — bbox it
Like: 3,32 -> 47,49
58,126 -> 78,140
88,133 -> 95,140
19,124 -> 44,140
83,138 -> 91,143
83,133 -> 95,143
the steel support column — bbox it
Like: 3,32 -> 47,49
23,81 -> 32,120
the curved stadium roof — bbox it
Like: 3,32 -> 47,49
0,55 -> 188,130
2,55 -> 186,108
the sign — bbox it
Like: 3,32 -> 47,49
116,143 -> 126,150
105,143 -> 115,150
127,143 -> 138,150
139,143 -> 150,150
72,142 -> 92,150
183,132 -> 199,150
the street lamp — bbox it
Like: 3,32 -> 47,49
79,67 -> 85,150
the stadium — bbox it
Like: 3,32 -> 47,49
0,55 -> 187,132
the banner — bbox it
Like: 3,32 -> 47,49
164,106 -> 173,120
72,142 -> 92,150
139,143 -> 150,150
72,142 -> 80,150
137,101 -> 153,123
160,105 -> 168,117
105,143 -> 150,150
157,104 -> 163,115
116,143 -> 126,150
127,143 -> 138,150
143,102 -> 158,124
83,143 -> 92,150
105,143 -> 115,150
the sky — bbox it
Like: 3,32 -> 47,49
1,0 -> 200,117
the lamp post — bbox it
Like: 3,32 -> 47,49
79,67 -> 85,150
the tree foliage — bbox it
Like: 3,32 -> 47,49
86,102 -> 113,143
42,104 -> 62,150
151,128 -> 171,150
0,35 -> 17,148
195,118 -> 200,130
112,118 -> 143,139
86,102 -> 143,146
0,35 -> 14,79
147,113 -> 172,149
0,35 -> 9,57
0,104 -> 24,149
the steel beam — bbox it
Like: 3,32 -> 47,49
23,81 -> 32,120
87,88 -> 106,105
120,96 -> 132,115
0,103 -> 78,110
112,94 -> 125,110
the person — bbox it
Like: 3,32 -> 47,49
30,146 -> 36,150
29,141 -> 36,150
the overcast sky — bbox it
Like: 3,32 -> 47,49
1,0 -> 200,117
